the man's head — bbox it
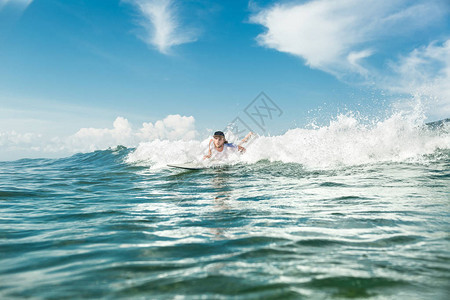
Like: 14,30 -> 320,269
213,131 -> 226,148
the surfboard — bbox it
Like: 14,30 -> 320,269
167,162 -> 206,170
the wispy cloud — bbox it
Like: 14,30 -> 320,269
250,0 -> 450,119
250,0 -> 448,79
0,0 -> 33,11
126,0 -> 198,54
387,40 -> 450,119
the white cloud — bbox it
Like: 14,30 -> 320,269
137,114 -> 196,141
0,114 -> 198,160
250,0 -> 450,119
250,0 -> 447,78
347,49 -> 374,77
0,130 -> 41,147
68,114 -> 197,153
68,117 -> 136,153
0,131 -> 46,161
387,40 -> 450,119
126,0 -> 198,54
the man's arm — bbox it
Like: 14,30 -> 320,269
240,132 -> 253,144
236,132 -> 253,153
203,139 -> 213,159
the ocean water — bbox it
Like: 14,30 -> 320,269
1,115 -> 449,299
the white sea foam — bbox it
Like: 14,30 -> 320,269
126,112 -> 450,170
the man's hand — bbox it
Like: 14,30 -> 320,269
203,139 -> 213,159
241,132 -> 253,144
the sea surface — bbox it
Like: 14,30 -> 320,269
1,116 -> 449,299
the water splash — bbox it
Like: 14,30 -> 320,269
126,112 -> 449,169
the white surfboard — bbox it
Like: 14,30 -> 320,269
167,162 -> 206,170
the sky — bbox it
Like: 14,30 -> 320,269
0,0 -> 449,160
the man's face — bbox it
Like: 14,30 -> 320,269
213,136 -> 225,148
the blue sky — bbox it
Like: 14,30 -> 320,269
0,0 -> 449,160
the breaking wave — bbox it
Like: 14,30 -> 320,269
126,112 -> 450,169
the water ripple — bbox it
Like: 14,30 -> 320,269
0,150 -> 449,298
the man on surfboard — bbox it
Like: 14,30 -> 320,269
203,131 -> 252,160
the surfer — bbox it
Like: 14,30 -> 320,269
203,131 -> 252,160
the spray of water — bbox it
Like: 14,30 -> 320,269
126,100 -> 449,170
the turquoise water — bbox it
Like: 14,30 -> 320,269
1,146 -> 449,299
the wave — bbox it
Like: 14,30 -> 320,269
126,113 -> 450,169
